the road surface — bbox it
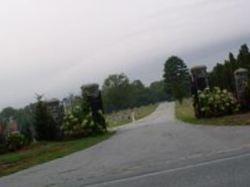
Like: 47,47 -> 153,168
1,102 -> 250,187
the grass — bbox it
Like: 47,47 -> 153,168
175,99 -> 250,126
0,132 -> 114,177
106,104 -> 158,128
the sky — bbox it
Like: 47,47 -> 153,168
0,0 -> 250,109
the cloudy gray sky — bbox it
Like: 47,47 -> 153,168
0,0 -> 250,109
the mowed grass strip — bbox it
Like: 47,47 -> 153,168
0,132 -> 114,177
106,104 -> 158,128
175,99 -> 250,126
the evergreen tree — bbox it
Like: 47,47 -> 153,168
163,56 -> 190,103
34,95 -> 57,141
209,44 -> 250,91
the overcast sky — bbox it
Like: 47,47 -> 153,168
0,0 -> 250,109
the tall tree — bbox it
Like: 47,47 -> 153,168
102,74 -> 131,112
149,80 -> 172,102
209,44 -> 250,91
163,56 -> 190,103
34,95 -> 57,141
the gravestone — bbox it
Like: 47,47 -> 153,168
191,65 -> 209,118
234,68 -> 248,104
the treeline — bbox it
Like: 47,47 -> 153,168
209,44 -> 250,92
102,74 -> 172,113
0,74 -> 172,131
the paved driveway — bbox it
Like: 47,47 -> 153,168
1,102 -> 250,187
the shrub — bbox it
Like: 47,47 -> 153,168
6,131 -> 25,151
0,144 -> 7,154
61,106 -> 87,138
196,87 -> 239,118
34,96 -> 57,141
61,104 -> 106,138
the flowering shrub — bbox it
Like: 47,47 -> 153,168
6,131 -> 25,151
61,106 -> 87,138
61,105 -> 104,138
197,87 -> 239,118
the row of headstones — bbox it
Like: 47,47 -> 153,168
191,66 -> 249,118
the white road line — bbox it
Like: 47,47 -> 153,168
87,152 -> 250,186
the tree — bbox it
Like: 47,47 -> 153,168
163,56 -> 190,103
102,74 -> 131,112
34,95 -> 57,141
129,80 -> 147,107
237,44 -> 250,75
209,44 -> 250,92
0,107 -> 17,123
149,80 -> 172,102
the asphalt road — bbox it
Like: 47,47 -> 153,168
1,102 -> 250,187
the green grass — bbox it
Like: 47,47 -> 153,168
106,104 -> 158,128
0,132 -> 114,177
175,99 -> 250,126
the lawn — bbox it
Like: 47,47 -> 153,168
0,132 -> 114,177
106,104 -> 158,128
175,99 -> 250,126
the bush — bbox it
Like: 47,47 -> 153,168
34,96 -> 57,141
0,144 -> 7,154
196,87 -> 239,118
61,104 -> 106,138
6,131 -> 25,151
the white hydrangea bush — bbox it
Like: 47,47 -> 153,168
197,87 -> 240,118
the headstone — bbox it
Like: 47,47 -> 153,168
234,68 -> 248,103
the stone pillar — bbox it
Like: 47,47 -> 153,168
191,65 -> 209,92
234,68 -> 248,103
81,84 -> 104,113
81,84 -> 106,130
191,65 -> 209,118
47,99 -> 64,124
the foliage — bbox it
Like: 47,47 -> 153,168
0,107 -> 17,123
0,144 -> 6,154
61,99 -> 106,138
149,80 -> 173,102
102,74 -> 171,113
176,99 -> 250,126
6,132 -> 25,151
163,56 -> 190,103
102,74 -> 131,112
196,87 -> 239,118
0,105 -> 34,143
34,95 -> 57,141
209,44 -> 250,92
61,105 -> 89,138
